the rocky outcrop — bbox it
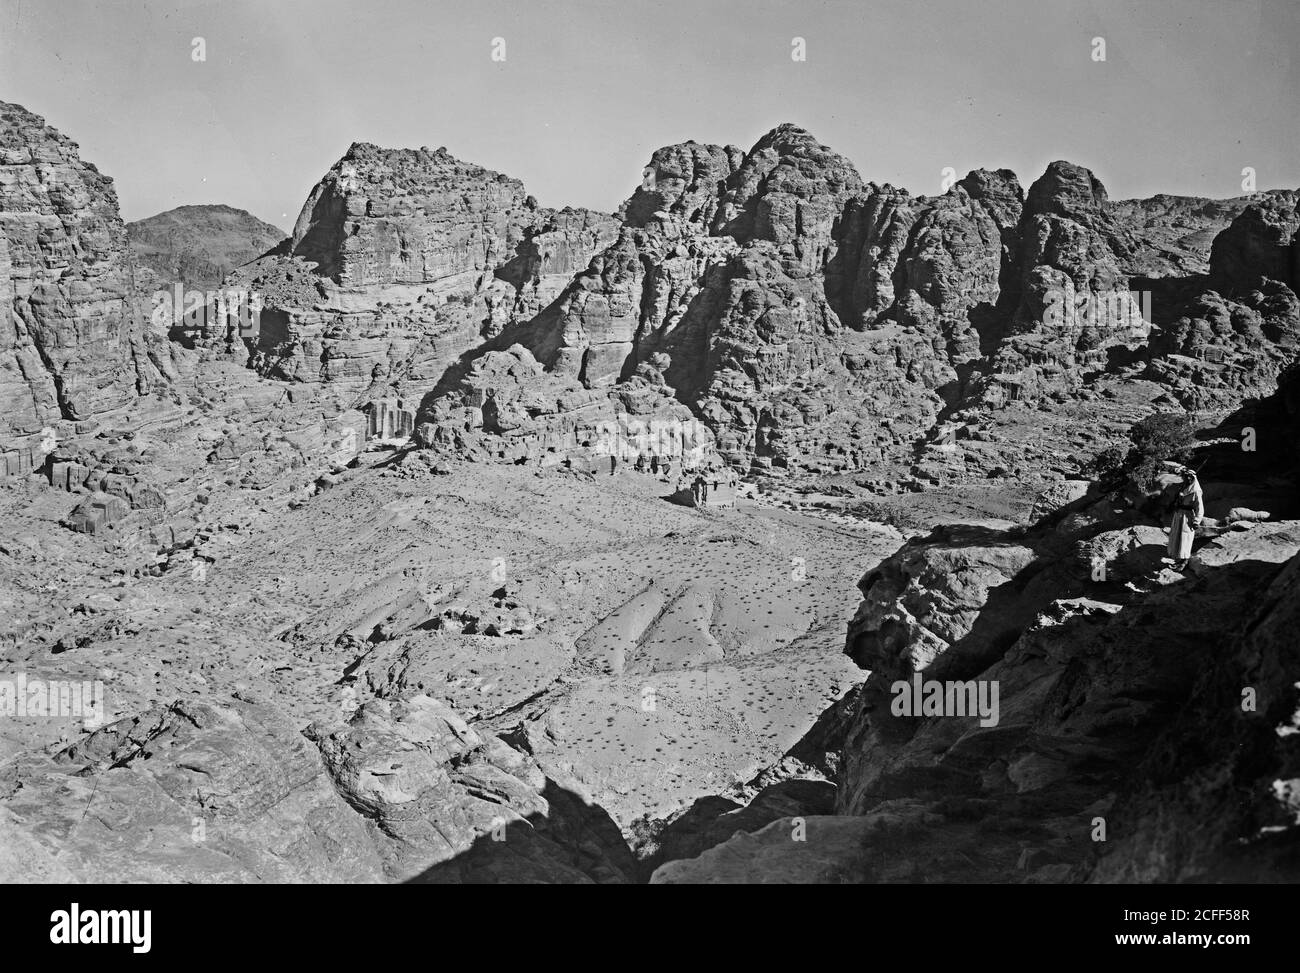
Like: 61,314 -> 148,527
0,696 -> 386,882
1143,196 -> 1300,408
1085,546 -> 1300,881
418,342 -> 718,470
224,143 -> 618,403
1208,194 -> 1300,293
433,129 -> 1294,480
964,162 -> 1143,408
821,399 -> 1300,880
1112,189 -> 1298,278
835,518 -> 1300,882
309,695 -> 636,883
639,777 -> 836,877
0,691 -> 638,884
621,140 -> 744,230
290,142 -> 528,286
876,169 -> 1022,359
118,120 -> 1286,487
844,523 -> 1044,680
503,126 -> 959,471
0,101 -> 163,464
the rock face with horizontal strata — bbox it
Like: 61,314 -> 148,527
458,129 -> 1299,480
192,123 -> 1300,488
292,143 -> 532,287
0,101 -> 163,461
0,696 -> 386,883
224,142 -> 619,410
0,691 -> 639,884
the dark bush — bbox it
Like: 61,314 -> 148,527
1080,412 -> 1197,493
1127,412 -> 1197,490
1080,445 -> 1127,484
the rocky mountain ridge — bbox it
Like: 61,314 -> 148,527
127,204 -> 285,294
10,100 -> 1294,496
206,121 -> 1300,488
3,98 -> 1300,884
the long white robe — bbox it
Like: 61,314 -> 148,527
1167,478 -> 1204,559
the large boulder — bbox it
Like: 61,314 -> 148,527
310,694 -> 637,883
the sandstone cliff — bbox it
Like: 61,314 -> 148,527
129,120 -> 1296,492
0,101 -> 168,474
418,126 -> 1298,482
224,142 -> 618,413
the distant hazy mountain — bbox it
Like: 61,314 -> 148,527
128,204 -> 286,292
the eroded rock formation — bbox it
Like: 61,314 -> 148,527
224,142 -> 618,409
0,101 -> 167,469
4,98 -> 1300,885
414,126 -> 1299,483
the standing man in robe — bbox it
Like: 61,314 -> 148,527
1166,464 -> 1204,571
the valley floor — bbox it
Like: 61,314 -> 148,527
0,454 -> 901,856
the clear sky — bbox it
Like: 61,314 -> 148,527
1,0 -> 1296,230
